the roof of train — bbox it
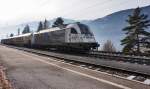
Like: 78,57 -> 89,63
4,33 -> 31,40
2,23 -> 81,40
35,23 -> 80,34
34,27 -> 65,34
3,27 -> 67,40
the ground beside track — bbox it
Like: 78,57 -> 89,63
0,45 -> 149,89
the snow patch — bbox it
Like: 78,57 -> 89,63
144,79 -> 150,85
127,75 -> 136,80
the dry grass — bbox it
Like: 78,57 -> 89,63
0,66 -> 12,89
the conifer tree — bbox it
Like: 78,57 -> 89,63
37,21 -> 43,32
18,28 -> 20,35
10,33 -> 14,37
43,19 -> 49,29
52,17 -> 64,27
22,25 -> 30,34
121,7 -> 150,54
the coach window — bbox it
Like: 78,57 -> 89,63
71,28 -> 77,34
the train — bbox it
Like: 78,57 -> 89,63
1,22 -> 99,52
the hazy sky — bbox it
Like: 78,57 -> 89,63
0,0 -> 150,26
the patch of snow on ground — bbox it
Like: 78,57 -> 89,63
144,79 -> 150,85
127,75 -> 136,80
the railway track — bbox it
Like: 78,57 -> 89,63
2,44 -> 150,85
93,51 -> 150,57
41,48 -> 150,66
51,50 -> 150,66
89,51 -> 150,65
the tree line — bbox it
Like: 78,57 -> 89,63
9,17 -> 64,36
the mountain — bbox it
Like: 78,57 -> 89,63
85,5 -> 150,50
0,5 -> 150,51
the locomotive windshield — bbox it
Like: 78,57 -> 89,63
78,23 -> 93,35
71,28 -> 78,34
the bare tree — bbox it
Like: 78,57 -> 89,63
102,40 -> 116,52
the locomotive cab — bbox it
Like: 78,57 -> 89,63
66,23 -> 99,51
